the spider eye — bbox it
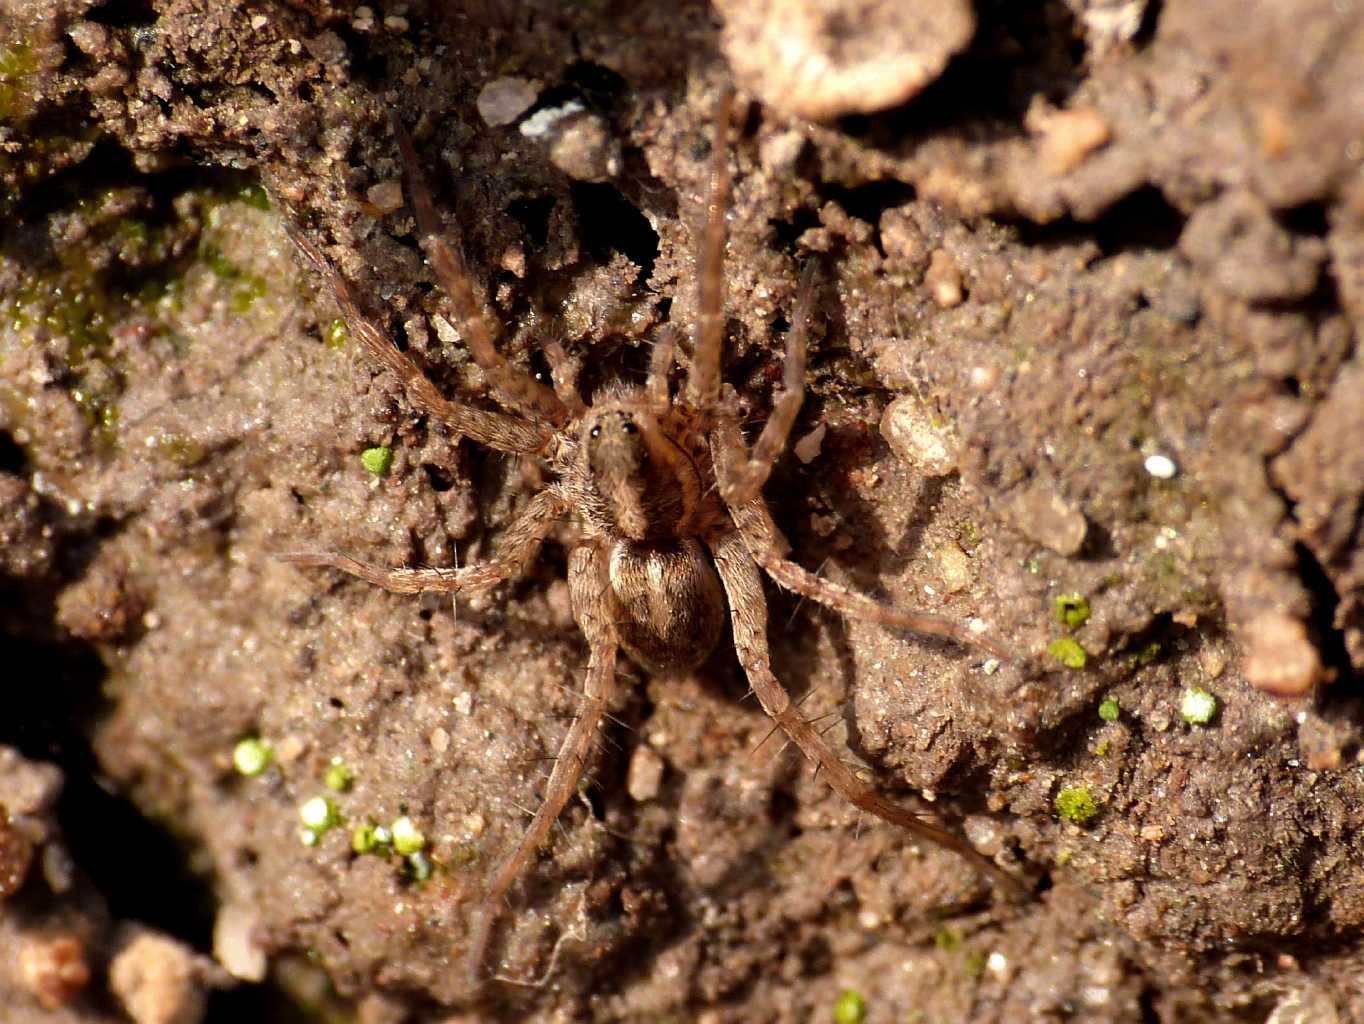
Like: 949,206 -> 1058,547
622,421 -> 637,435
589,425 -> 601,439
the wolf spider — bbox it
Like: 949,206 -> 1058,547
284,89 -> 1028,983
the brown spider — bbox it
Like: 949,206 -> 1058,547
284,89 -> 1028,983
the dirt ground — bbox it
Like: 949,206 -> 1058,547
2,0 -> 1363,1020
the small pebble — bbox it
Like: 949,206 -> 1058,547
1242,612 -> 1324,696
935,542 -> 974,593
1144,453 -> 1178,479
880,396 -> 957,476
110,928 -> 208,1024
1011,482 -> 1087,556
1033,104 -> 1112,175
627,746 -> 665,802
793,423 -> 826,464
214,903 -> 266,982
925,249 -> 964,307
476,77 -> 538,127
429,727 -> 450,753
21,934 -> 90,1010
366,180 -> 404,214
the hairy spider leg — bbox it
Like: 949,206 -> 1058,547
706,529 -> 1028,899
711,433 -> 1023,664
280,489 -> 566,594
466,543 -> 620,983
647,325 -> 683,414
393,116 -> 570,427
683,85 -> 734,411
536,333 -> 588,417
715,259 -> 817,506
286,223 -> 553,457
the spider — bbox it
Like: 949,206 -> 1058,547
284,88 -> 1028,984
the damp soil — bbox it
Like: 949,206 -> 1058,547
1,1 -> 1363,1021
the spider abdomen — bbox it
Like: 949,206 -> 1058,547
604,538 -> 726,672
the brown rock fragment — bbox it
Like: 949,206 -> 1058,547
1028,102 -> 1113,176
19,934 -> 90,1010
925,248 -> 964,307
1241,612 -> 1325,696
110,929 -> 210,1024
880,396 -> 957,477
1009,482 -> 1089,556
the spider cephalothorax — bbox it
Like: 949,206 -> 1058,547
284,87 -> 1028,985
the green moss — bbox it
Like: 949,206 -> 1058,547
963,950 -> 987,980
446,842 -> 480,868
199,241 -> 241,280
230,274 -> 268,313
0,41 -> 36,121
1180,687 -> 1217,725
325,317 -> 349,350
1054,592 -> 1090,630
299,796 -> 340,832
157,433 -> 206,468
933,928 -> 962,954
1055,786 -> 1099,825
391,816 -> 425,855
1094,738 -> 1111,757
1047,637 -> 1088,669
236,182 -> 271,210
360,446 -> 393,476
232,737 -> 272,777
956,520 -> 981,551
1129,640 -> 1162,666
351,822 -> 381,854
832,989 -> 866,1024
323,759 -> 353,792
1098,697 -> 1120,722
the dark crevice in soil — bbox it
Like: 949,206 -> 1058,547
0,430 -> 26,473
562,60 -> 629,114
1294,542 -> 1358,687
506,195 -> 556,249
84,0 -> 157,27
1010,185 -> 1188,258
0,633 -> 217,948
768,206 -> 822,257
1281,200 -> 1330,239
569,182 -> 659,279
844,0 -> 1086,143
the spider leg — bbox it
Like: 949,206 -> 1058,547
392,117 -> 569,426
706,529 -> 1029,900
715,260 -> 817,506
466,542 -> 619,984
281,489 -> 566,595
646,325 -> 682,414
710,420 -> 1023,664
286,224 -> 553,457
537,333 -> 587,417
683,85 -> 735,413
